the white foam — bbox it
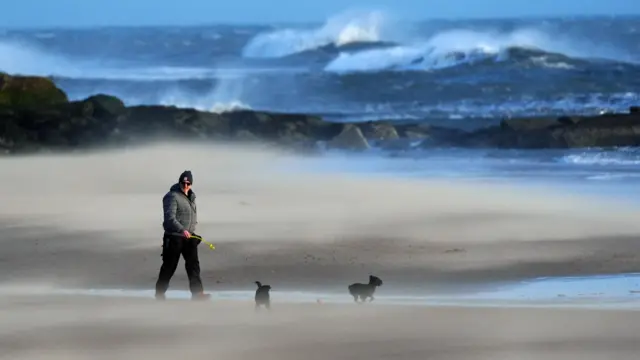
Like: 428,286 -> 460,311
561,151 -> 640,166
0,40 -> 82,77
154,67 -> 253,112
587,173 -> 640,181
241,10 -> 395,58
531,56 -> 575,69
432,93 -> 637,119
324,27 -> 635,73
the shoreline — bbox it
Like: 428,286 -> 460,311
5,271 -> 640,310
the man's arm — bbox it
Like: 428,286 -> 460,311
193,199 -> 198,226
162,193 -> 184,234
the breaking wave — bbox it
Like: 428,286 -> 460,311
324,28 -> 637,73
561,149 -> 640,166
241,10 -> 402,58
2,14 -> 638,123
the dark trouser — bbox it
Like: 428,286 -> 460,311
155,234 -> 204,295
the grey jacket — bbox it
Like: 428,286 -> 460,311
162,183 -> 198,235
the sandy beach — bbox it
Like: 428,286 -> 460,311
2,142 -> 640,359
2,295 -> 640,360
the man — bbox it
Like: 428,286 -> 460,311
155,170 -> 211,301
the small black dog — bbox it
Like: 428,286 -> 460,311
348,275 -> 383,303
254,281 -> 271,310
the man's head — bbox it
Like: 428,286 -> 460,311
179,170 -> 193,193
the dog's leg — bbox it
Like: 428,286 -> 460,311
266,301 -> 271,311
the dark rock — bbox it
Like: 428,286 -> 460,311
3,72 -> 640,153
358,121 -> 399,141
377,138 -> 419,151
234,129 -> 260,142
458,112 -> 640,149
123,105 -> 228,139
404,130 -> 430,140
325,124 -> 370,151
460,126 -> 559,149
557,115 -> 579,125
500,117 -> 562,131
224,110 -> 343,141
83,94 -> 127,118
571,113 -> 640,128
0,73 -> 68,109
0,115 -> 23,150
631,106 -> 639,114
394,124 -> 430,139
418,126 -> 469,148
554,126 -> 640,148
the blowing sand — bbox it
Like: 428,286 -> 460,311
1,141 -> 640,359
2,295 -> 640,360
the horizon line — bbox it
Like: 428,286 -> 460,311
2,13 -> 639,31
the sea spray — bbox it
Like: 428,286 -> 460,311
324,27 -> 636,73
241,10 -> 397,58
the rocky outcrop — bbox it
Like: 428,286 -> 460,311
455,112 -> 640,149
0,74 -> 362,153
325,124 -> 370,151
1,73 -> 639,154
0,73 -> 68,109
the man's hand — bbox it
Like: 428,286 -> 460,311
183,230 -> 191,238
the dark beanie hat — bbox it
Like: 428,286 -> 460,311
179,170 -> 193,184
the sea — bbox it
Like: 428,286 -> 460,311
2,11 -> 640,203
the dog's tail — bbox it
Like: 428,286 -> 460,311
255,281 -> 262,288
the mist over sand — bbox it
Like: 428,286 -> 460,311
2,141 -> 640,290
2,142 -> 640,359
3,141 -> 640,239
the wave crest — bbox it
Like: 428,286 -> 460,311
561,150 -> 640,166
324,27 -> 635,74
241,10 -> 394,58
